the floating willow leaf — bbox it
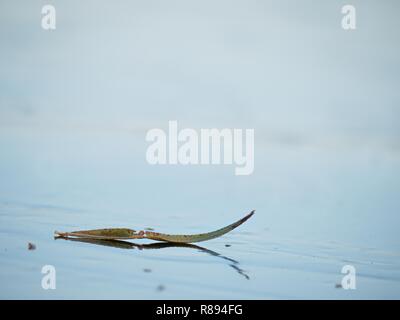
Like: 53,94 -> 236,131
54,210 -> 255,243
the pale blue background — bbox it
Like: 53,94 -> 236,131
0,0 -> 399,299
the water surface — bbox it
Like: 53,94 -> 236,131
1,0 -> 400,299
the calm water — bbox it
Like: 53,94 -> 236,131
0,128 -> 399,299
1,0 -> 400,299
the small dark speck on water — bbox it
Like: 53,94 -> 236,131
157,285 -> 165,292
28,243 -> 36,250
335,283 -> 342,289
143,268 -> 152,273
225,244 -> 231,247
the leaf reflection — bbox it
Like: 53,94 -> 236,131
55,235 -> 250,280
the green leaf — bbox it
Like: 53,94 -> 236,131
145,210 -> 255,243
54,210 -> 255,243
